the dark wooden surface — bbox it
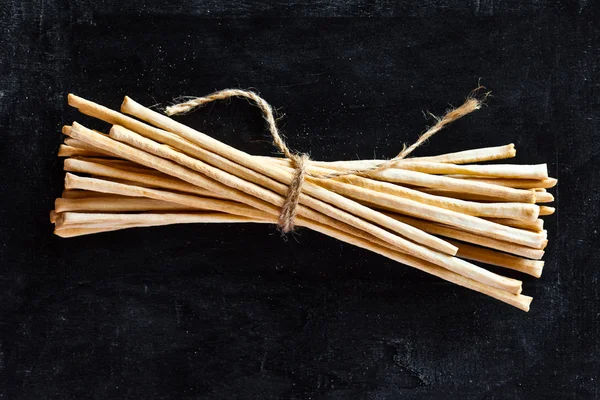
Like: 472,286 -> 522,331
1,1 -> 599,399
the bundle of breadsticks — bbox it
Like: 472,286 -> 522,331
51,88 -> 556,311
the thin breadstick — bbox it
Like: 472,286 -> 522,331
484,217 -> 544,232
447,176 -> 558,189
407,144 -> 517,164
305,144 -> 517,169
336,176 -> 540,220
65,173 -> 275,220
58,145 -> 111,158
88,177 -> 229,202
394,162 -> 548,180
419,188 -> 553,204
62,189 -> 130,199
55,197 -> 193,212
366,168 -> 536,203
89,177 -> 172,190
73,155 -> 155,173
386,214 -> 546,259
417,188 -> 503,201
56,212 -> 264,229
89,176 -> 227,200
450,240 -> 544,278
63,138 -> 119,158
54,214 -> 266,237
64,158 -> 219,198
64,138 -> 98,150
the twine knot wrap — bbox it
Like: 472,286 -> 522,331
165,87 -> 487,233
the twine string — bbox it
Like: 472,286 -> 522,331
165,87 -> 487,233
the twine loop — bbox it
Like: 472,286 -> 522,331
166,87 -> 487,233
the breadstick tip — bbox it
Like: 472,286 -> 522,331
67,93 -> 81,107
508,143 -> 516,157
533,261 -> 545,278
121,96 -> 133,112
64,172 -> 77,188
520,295 -> 532,312
49,210 -> 58,223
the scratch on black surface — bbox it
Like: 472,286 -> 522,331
260,349 -> 267,373
38,0 -> 44,34
277,76 -> 321,88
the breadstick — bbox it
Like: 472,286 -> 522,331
64,158 -> 221,198
484,217 -> 544,232
56,212 -> 264,229
54,214 -> 266,237
393,162 -> 548,180
62,190 -> 119,199
65,173 -> 275,219
366,168 -> 536,203
55,197 -> 192,212
386,214 -> 546,259
304,144 -> 517,170
418,188 -> 553,204
58,145 -> 110,158
451,240 -> 544,278
448,176 -> 558,189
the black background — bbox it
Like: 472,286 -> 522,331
1,1 -> 599,399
